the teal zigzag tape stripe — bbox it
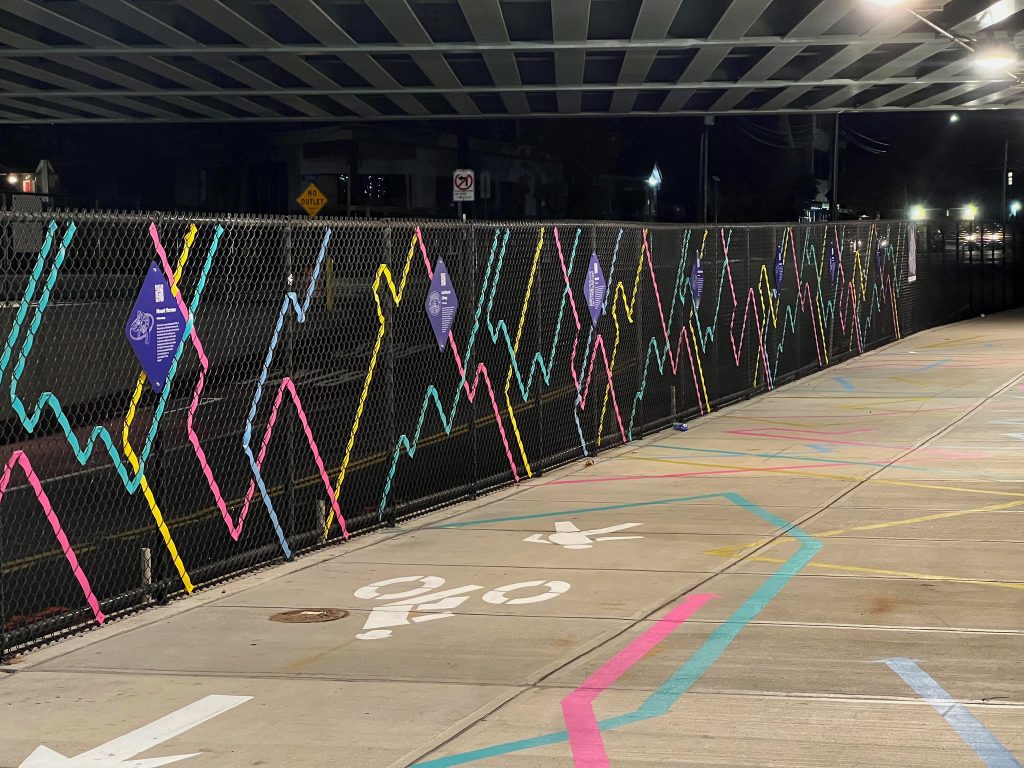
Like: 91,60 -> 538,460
7,220 -> 221,495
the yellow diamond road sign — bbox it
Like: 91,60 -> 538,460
297,183 -> 327,217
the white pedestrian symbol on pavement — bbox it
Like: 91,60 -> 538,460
354,575 -> 571,640
523,521 -> 643,549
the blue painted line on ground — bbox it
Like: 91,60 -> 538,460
919,359 -> 950,372
884,658 -> 1022,767
835,377 -> 856,392
805,443 -> 833,454
416,493 -> 821,767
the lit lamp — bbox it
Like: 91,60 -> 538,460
1010,200 -> 1022,216
646,163 -> 662,221
974,42 -> 1017,70
5,173 -> 17,185
909,204 -> 926,221
963,203 -> 979,220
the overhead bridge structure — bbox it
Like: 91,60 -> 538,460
2,0 -> 1024,122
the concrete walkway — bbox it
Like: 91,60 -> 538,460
3,312 -> 1024,767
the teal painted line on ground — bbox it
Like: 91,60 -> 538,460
835,377 -> 855,391
805,443 -> 833,454
416,492 -> 821,767
433,493 -> 727,529
919,358 -> 950,371
884,658 -> 1022,767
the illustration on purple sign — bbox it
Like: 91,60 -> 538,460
426,257 -> 458,351
125,262 -> 186,393
585,252 -> 607,326
774,245 -> 784,294
691,256 -> 704,309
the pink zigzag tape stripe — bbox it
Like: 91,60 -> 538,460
720,230 -> 774,388
640,230 -> 707,414
415,228 -> 520,481
149,225 -> 346,542
554,227 -> 627,442
561,594 -> 717,767
787,229 -> 824,368
239,376 -> 347,537
0,450 -> 105,624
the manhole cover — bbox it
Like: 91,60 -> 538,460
269,609 -> 347,624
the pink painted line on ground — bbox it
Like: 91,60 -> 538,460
726,427 -> 986,459
0,450 -> 105,624
561,593 -> 716,768
545,461 -> 861,486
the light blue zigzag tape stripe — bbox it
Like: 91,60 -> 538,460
415,491 -> 822,766
376,228 -> 504,518
484,226 -> 583,402
8,221 -> 221,495
242,227 -> 333,559
627,230 -> 694,439
573,227 -> 622,455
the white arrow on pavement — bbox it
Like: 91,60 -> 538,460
20,695 -> 252,767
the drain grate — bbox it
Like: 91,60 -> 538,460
269,609 -> 347,624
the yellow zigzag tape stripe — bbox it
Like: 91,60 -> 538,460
122,225 -> 196,592
597,228 -> 647,448
503,228 -> 545,477
325,231 -> 418,537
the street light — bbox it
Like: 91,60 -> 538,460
963,203 -> 979,220
5,173 -> 17,185
909,204 -> 927,221
1010,200 -> 1022,216
974,42 -> 1018,69
949,113 -> 960,123
646,163 -> 662,221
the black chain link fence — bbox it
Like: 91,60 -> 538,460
0,211 -> 1018,657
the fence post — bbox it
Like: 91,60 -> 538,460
467,221 -> 478,497
0,490 -> 5,660
535,224 -> 544,475
384,223 -> 398,523
283,224 -> 296,554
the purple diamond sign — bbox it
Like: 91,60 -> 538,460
774,245 -> 784,293
585,252 -> 607,326
426,258 -> 458,351
828,245 -> 837,282
125,261 -> 186,393
690,256 -> 705,309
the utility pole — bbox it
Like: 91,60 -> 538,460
1002,135 -> 1009,221
831,113 -> 841,222
700,115 -> 713,223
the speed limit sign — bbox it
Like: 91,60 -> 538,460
453,169 -> 475,202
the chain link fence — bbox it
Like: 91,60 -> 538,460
0,211 -> 1018,657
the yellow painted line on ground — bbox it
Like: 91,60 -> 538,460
922,334 -> 986,349
620,453 -> 1024,500
747,555 -> 1024,591
704,498 -> 1024,559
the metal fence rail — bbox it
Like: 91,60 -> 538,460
0,212 -> 1017,657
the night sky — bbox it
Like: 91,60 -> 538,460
1,110 -> 1021,222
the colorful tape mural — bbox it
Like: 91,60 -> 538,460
0,212 -> 977,654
